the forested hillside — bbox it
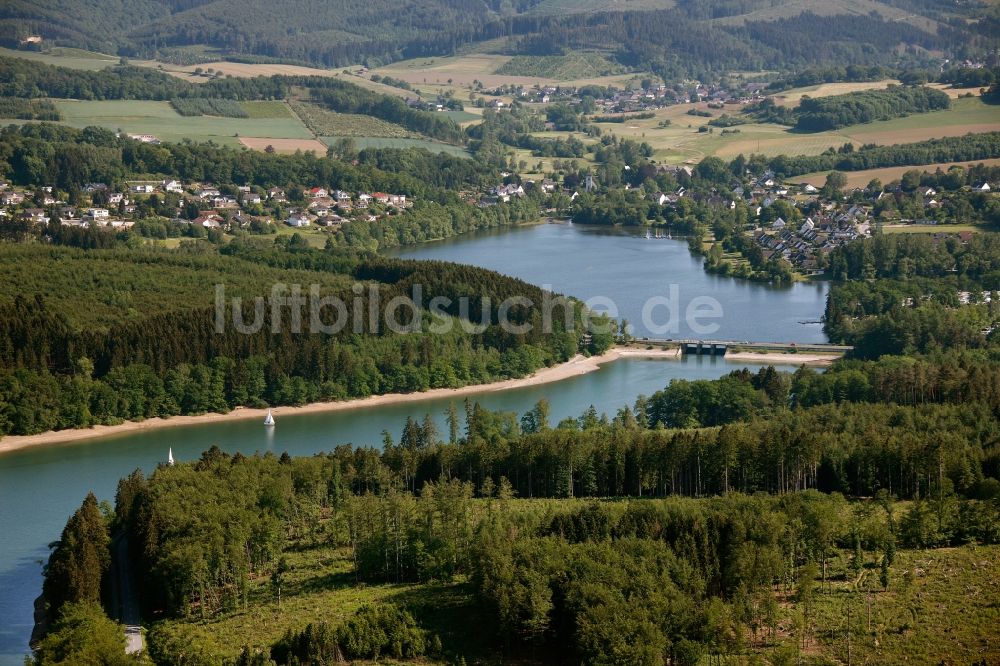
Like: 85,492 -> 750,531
38,360 -> 1000,663
2,0 -> 995,75
746,85 -> 952,132
0,243 -> 597,436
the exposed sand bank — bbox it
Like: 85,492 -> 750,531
0,347 -> 679,454
0,345 -> 838,454
723,351 -> 839,366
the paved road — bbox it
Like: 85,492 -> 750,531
114,535 -> 144,654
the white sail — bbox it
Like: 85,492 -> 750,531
167,448 -> 174,466
264,409 -> 275,426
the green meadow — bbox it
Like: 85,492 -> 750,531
52,100 -> 313,146
0,46 -> 118,70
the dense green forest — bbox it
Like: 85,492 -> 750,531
745,86 -> 951,132
38,375 -> 1000,663
753,132 -> 1000,178
0,123 -> 492,197
822,234 -> 1000,357
0,55 -> 285,100
0,243 -> 603,436
0,96 -> 60,120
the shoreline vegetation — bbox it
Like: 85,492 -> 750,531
0,346 -> 837,455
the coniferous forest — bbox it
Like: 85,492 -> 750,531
1,0 -> 998,662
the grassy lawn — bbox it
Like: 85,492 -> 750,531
52,99 -> 312,145
273,223 -> 334,247
0,46 -> 118,70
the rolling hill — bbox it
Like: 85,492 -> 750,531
0,0 -> 995,76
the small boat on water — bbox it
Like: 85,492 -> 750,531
264,409 -> 275,426
167,448 -> 174,466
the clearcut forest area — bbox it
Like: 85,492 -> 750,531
1,0 -> 1000,664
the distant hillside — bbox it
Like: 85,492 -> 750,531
1,0 -> 996,77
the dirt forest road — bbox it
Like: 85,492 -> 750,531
111,535 -> 143,654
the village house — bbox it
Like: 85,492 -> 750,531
308,187 -> 328,199
212,196 -> 239,209
127,134 -> 160,144
192,214 -> 224,228
22,208 -> 48,224
268,187 -> 287,201
162,180 -> 184,194
286,212 -> 313,228
1,191 -> 24,206
131,184 -> 155,194
86,208 -> 110,221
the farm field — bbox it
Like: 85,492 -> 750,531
319,136 -> 470,157
240,101 -> 295,118
289,100 -> 413,138
143,59 -> 340,84
374,53 -> 643,91
52,99 -> 312,146
839,96 -> 1000,145
238,137 -> 328,154
928,83 -> 989,99
375,54 -> 551,89
596,96 -> 1000,164
440,109 -> 479,124
881,223 -> 983,234
495,52 -> 626,80
340,72 -> 416,98
771,79 -> 900,106
796,158 -> 1000,188
0,46 -> 117,70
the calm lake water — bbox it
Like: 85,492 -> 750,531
391,222 -> 829,343
0,224 -> 828,663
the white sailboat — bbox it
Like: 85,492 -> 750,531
167,448 -> 174,466
264,409 -> 275,426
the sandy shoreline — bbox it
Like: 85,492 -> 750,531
0,346 -> 837,454
0,347 -> 673,454
723,351 -> 839,366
